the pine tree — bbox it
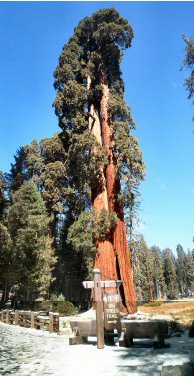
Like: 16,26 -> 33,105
163,248 -> 178,298
150,245 -> 167,299
176,244 -> 188,296
182,35 -> 194,119
0,171 -> 13,301
8,181 -> 56,300
6,147 -> 28,193
0,171 -> 7,220
0,223 -> 13,301
53,8 -> 145,313
186,249 -> 194,294
132,235 -> 154,303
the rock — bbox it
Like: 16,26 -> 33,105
161,359 -> 194,376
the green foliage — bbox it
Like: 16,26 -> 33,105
176,244 -> 187,294
53,7 -> 146,255
182,35 -> 194,99
66,208 -> 117,280
7,147 -> 28,192
182,34 -> 194,120
8,181 -> 56,298
132,238 -> 194,303
67,211 -> 95,255
0,171 -> 7,220
186,250 -> 194,291
33,300 -> 78,316
132,235 -> 154,302
52,300 -> 78,316
0,223 -> 13,295
162,248 -> 179,298
0,172 -> 14,299
50,293 -> 65,301
150,245 -> 167,299
67,209 -> 117,253
94,209 -> 117,241
24,141 -> 43,184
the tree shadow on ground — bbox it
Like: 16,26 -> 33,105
111,333 -> 194,376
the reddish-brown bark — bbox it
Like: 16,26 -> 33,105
100,78 -> 137,314
87,77 -> 118,284
88,75 -> 137,313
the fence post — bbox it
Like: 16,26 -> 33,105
49,312 -> 54,333
15,310 -> 19,325
93,268 -> 104,349
31,311 -> 35,329
6,309 -> 10,324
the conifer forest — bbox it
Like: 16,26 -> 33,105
0,8 -> 194,310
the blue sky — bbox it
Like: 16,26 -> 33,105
0,1 -> 194,253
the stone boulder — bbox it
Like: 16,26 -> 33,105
161,359 -> 194,376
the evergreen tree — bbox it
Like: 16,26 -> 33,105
6,147 -> 28,193
182,35 -> 194,119
186,249 -> 194,293
132,235 -> 154,303
53,8 -> 145,313
0,171 -> 7,220
0,171 -> 13,300
176,244 -> 188,296
38,134 -> 67,254
163,248 -> 178,298
8,181 -> 56,300
150,245 -> 167,299
0,223 -> 13,301
24,140 -> 43,186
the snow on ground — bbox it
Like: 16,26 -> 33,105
1,314 -> 194,376
33,330 -> 194,376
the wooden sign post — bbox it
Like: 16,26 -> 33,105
83,270 -> 122,349
93,268 -> 104,349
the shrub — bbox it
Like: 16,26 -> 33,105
50,293 -> 65,301
52,301 -> 78,316
33,300 -> 78,316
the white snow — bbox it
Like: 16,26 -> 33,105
1,314 -> 194,376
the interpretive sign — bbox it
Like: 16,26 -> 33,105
82,273 -> 122,348
82,280 -> 122,289
103,292 -> 121,331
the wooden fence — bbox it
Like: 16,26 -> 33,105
0,310 -> 59,333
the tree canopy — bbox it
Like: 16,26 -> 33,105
182,34 -> 194,119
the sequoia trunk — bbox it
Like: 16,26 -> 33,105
100,74 -> 137,314
88,77 -> 118,283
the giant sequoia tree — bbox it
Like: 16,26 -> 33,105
53,8 -> 145,313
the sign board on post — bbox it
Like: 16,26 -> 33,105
93,269 -> 104,349
103,292 -> 121,331
82,280 -> 122,290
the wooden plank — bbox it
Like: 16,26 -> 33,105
83,280 -> 122,289
100,280 -> 122,288
82,281 -> 94,289
104,292 -> 121,331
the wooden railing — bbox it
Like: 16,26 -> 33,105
0,310 -> 59,333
